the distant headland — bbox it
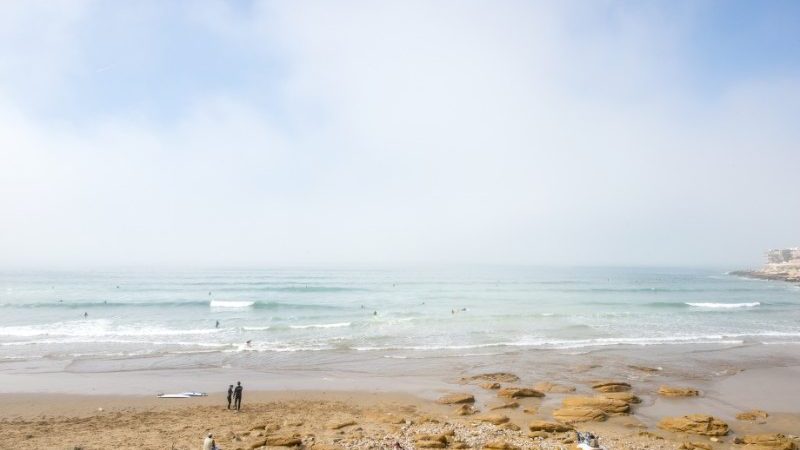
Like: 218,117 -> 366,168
731,247 -> 800,283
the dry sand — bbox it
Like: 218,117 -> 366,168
2,370 -> 799,450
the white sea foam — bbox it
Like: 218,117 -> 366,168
685,302 -> 760,308
209,300 -> 254,308
289,322 -> 351,329
0,320 -> 219,338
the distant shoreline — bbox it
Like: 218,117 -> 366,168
729,269 -> 800,283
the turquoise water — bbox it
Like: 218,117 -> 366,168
1,267 -> 799,363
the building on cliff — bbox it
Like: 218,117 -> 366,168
731,247 -> 800,282
765,248 -> 800,265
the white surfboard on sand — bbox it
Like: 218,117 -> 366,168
157,392 -> 207,398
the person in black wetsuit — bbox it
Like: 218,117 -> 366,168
226,384 -> 233,409
233,381 -> 243,411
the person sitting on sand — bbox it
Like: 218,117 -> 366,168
203,433 -> 220,450
226,384 -> 233,409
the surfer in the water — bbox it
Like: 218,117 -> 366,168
83,312 -> 88,318
215,320 -> 220,329
233,381 -> 243,411
226,384 -> 233,409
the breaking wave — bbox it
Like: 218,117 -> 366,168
685,302 -> 761,309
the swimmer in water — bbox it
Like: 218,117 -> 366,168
83,312 -> 88,318
215,320 -> 220,328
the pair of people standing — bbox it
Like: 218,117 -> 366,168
226,381 -> 243,411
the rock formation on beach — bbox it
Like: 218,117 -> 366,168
732,247 -> 800,283
658,414 -> 729,436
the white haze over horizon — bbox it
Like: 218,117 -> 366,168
0,1 -> 798,269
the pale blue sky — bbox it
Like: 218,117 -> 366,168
0,1 -> 798,267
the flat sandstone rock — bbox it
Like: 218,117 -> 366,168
475,414 -> 510,425
436,393 -> 475,404
528,420 -> 574,432
483,441 -> 520,450
600,392 -> 641,404
562,396 -> 630,414
736,410 -> 769,422
734,433 -> 796,450
552,406 -> 606,423
454,404 -> 478,416
462,372 -> 520,384
657,414 -> 728,436
489,401 -> 519,410
591,380 -> 632,393
533,381 -> 576,393
498,387 -> 545,398
658,385 -> 700,397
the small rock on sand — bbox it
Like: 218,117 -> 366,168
678,442 -> 712,450
415,433 -> 448,444
264,435 -> 303,447
481,382 -> 502,390
734,433 -> 796,450
736,409 -> 769,422
328,420 -> 356,430
498,387 -> 545,398
628,365 -> 662,373
454,404 -> 478,416
600,392 -> 641,403
461,372 -> 520,384
591,380 -> 632,393
533,381 -> 576,393
475,414 -> 510,425
528,420 -> 574,432
489,401 -> 519,410
657,414 -> 728,436
658,385 -> 700,397
436,393 -> 475,404
416,440 -> 447,449
483,440 -> 520,450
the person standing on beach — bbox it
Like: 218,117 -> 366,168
226,384 -> 233,409
233,381 -> 243,411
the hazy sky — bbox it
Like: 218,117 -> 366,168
1,1 -> 798,268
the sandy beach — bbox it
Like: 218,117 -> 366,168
2,349 -> 799,450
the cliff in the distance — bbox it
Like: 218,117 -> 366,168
731,247 -> 800,283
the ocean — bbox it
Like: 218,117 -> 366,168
1,266 -> 799,368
